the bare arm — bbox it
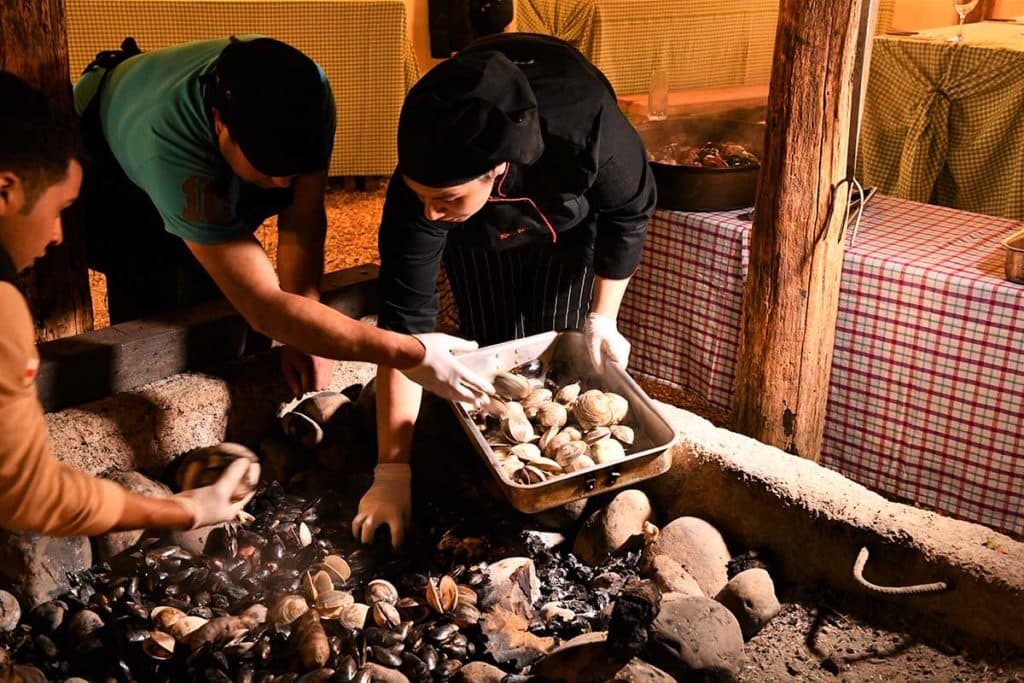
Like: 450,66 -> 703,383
376,365 -> 423,465
276,173 -> 327,300
187,236 -> 424,369
591,275 -> 631,318
275,173 -> 336,395
111,494 -> 192,531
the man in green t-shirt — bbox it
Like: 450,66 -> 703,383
75,37 -> 493,404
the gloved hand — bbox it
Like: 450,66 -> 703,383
280,346 -> 334,398
351,463 -> 412,548
172,458 -> 258,529
585,312 -> 631,369
400,333 -> 494,406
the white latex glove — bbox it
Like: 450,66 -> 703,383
585,312 -> 631,369
171,458 -> 258,529
351,463 -> 412,548
400,333 -> 495,406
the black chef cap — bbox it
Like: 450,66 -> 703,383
398,50 -> 544,188
207,38 -> 332,177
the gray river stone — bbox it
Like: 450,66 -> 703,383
644,593 -> 744,680
715,567 -> 781,639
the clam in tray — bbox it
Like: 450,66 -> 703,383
449,331 -> 678,513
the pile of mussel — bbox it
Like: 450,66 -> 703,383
471,370 -> 636,486
0,381 -> 645,682
0,479 -> 502,683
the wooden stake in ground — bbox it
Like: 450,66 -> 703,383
732,0 -> 877,460
0,0 -> 94,340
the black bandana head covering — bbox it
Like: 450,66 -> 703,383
398,50 -> 544,188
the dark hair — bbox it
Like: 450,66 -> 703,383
0,71 -> 80,205
205,38 -> 332,177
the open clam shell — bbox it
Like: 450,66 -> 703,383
143,630 -> 176,660
175,442 -> 261,502
320,555 -> 352,584
425,575 -> 459,614
372,601 -> 401,628
610,424 -> 635,446
583,426 -> 612,445
338,603 -> 370,629
501,415 -> 537,444
493,372 -> 532,400
366,579 -> 399,605
269,595 -> 309,626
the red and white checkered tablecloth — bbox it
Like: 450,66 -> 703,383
620,196 -> 1024,536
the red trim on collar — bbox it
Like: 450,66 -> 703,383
487,166 -> 557,244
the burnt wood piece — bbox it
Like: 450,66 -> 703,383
732,0 -> 878,461
0,0 -> 94,340
608,578 -> 662,658
35,265 -> 379,412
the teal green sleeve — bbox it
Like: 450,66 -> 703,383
73,68 -> 105,117
323,79 -> 337,163
133,158 -> 249,245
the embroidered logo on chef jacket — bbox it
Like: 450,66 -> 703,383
499,227 -> 530,240
23,357 -> 38,387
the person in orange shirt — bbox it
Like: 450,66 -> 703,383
0,71 -> 251,535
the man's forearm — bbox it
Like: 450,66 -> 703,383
277,216 -> 326,300
591,275 -> 631,318
254,291 -> 425,369
111,492 -> 193,531
277,172 -> 329,300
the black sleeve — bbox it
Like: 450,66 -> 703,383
376,175 -> 449,334
587,102 -> 657,280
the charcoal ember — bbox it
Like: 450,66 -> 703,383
607,579 -> 661,658
726,548 -> 773,578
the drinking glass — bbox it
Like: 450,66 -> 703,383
648,70 -> 669,121
949,0 -> 980,42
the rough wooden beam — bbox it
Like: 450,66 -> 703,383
0,0 -> 94,341
732,0 -> 877,460
35,265 -> 379,412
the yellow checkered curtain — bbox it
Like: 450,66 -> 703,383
66,0 -> 419,177
515,0 -> 779,96
861,28 -> 1024,221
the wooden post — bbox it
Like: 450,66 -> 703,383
732,0 -> 877,460
0,0 -> 94,340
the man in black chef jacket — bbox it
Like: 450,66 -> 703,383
352,33 -> 656,547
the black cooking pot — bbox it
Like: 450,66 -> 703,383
635,117 -> 766,212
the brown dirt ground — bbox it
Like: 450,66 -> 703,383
741,586 -> 1024,682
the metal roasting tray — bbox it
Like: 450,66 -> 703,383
449,331 -> 678,514
1002,226 -> 1024,284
